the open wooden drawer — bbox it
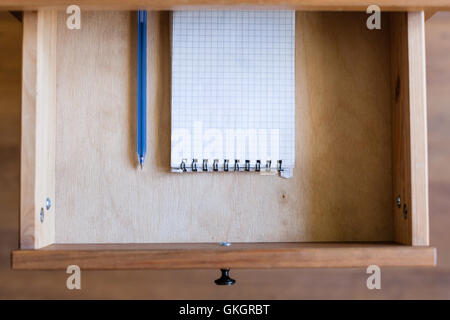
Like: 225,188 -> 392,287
12,9 -> 435,270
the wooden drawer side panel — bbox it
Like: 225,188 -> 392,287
20,10 -> 57,249
390,11 -> 429,246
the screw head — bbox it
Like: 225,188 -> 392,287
220,242 -> 231,247
396,196 -> 401,208
46,197 -> 51,211
40,207 -> 44,223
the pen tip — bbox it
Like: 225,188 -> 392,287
140,162 -> 143,170
139,156 -> 144,170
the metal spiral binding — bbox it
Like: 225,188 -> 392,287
255,160 -> 261,172
245,160 -> 250,171
177,159 -> 284,173
180,159 -> 187,172
277,160 -> 282,171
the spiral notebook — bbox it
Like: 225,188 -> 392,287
170,10 -> 295,178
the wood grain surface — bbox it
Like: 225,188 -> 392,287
54,11 -> 393,244
0,0 -> 449,11
12,243 -> 436,270
1,11 -> 450,299
407,12 -> 429,246
390,12 -> 429,246
20,11 -> 57,249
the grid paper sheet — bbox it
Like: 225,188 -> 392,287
171,11 -> 295,175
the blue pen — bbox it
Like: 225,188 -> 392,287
137,10 -> 147,169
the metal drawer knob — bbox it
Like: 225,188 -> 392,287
214,268 -> 235,285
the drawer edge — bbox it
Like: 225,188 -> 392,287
12,243 -> 436,270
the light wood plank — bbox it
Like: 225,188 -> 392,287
0,0 -> 449,11
20,10 -> 57,249
391,12 -> 429,246
391,13 -> 412,245
408,12 -> 429,246
54,11 -> 393,243
12,243 -> 436,269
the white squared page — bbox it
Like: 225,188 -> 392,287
171,10 -> 295,174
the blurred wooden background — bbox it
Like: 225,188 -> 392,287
0,11 -> 449,299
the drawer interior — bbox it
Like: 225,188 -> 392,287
53,11 -> 392,243
15,10 -> 433,269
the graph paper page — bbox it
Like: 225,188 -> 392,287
171,11 -> 295,175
